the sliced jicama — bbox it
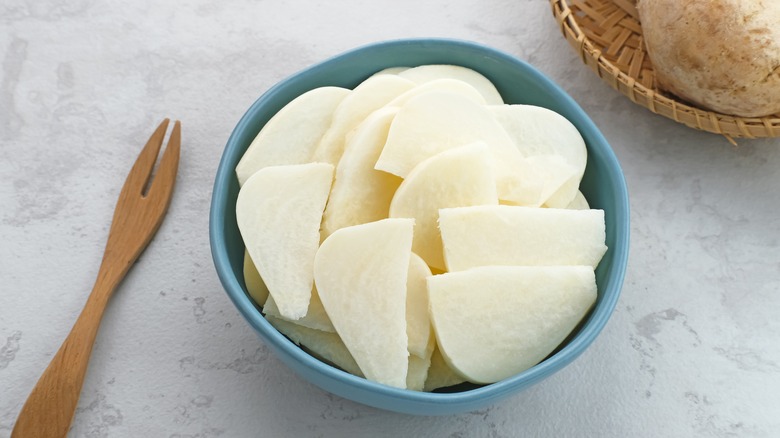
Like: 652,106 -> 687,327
406,253 -> 434,359
423,346 -> 466,392
389,142 -> 498,270
521,155 -> 580,208
439,205 -> 607,271
375,91 -> 538,205
427,265 -> 597,383
313,218 -> 414,388
385,78 -> 486,107
243,250 -> 269,306
312,75 -> 416,165
564,191 -> 591,210
235,87 -> 349,186
406,353 -> 432,391
266,316 -> 362,378
321,107 -> 402,239
232,64 -> 610,391
398,64 -> 504,104
490,104 -> 587,206
236,163 -> 334,320
371,66 -> 409,76
263,286 -> 335,333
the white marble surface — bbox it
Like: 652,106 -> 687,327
2,1 -> 779,436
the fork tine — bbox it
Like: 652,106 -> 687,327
145,120 -> 181,203
124,119 -> 170,194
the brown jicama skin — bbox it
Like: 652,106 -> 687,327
638,0 -> 780,117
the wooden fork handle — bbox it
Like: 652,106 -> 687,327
11,261 -> 125,438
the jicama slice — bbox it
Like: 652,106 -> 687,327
314,218 -> 413,388
375,91 -> 537,205
428,266 -> 597,383
263,286 -> 335,333
236,163 -> 334,320
406,253 -> 434,358
243,250 -> 269,306
321,107 -> 402,239
267,316 -> 362,378
236,86 -> 349,185
399,64 -> 504,104
490,104 -> 587,207
312,75 -> 416,165
423,346 -> 466,392
439,205 -> 607,271
389,142 -> 498,270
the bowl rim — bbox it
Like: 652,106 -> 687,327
210,37 -> 630,410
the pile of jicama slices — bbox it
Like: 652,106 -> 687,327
235,65 -> 607,391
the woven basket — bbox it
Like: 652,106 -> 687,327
550,0 -> 780,142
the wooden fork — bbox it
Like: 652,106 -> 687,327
12,119 -> 181,438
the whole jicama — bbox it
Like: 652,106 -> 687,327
637,0 -> 780,117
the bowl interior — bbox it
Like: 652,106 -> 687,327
210,38 -> 629,415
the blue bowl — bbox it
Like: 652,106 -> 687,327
210,38 -> 629,415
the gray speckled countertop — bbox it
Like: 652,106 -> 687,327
2,1 -> 779,437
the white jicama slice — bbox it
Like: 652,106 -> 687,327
321,107 -> 402,239
375,91 -> 535,205
544,178 -> 581,208
439,205 -> 607,271
266,316 -> 363,378
375,91 -> 511,178
314,218 -> 414,388
406,253 -> 434,358
389,142 -> 498,270
263,286 -> 335,333
385,78 -> 486,107
243,250 -> 269,306
423,346 -> 466,392
398,64 -> 504,104
428,265 -> 597,384
406,353 -> 432,391
236,163 -> 334,320
521,155 -> 580,208
235,87 -> 349,186
496,157 -> 546,207
563,191 -> 590,210
490,104 -> 587,206
489,104 -> 587,171
371,66 -> 409,76
312,75 -> 416,165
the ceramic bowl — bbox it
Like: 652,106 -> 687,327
210,38 -> 629,415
